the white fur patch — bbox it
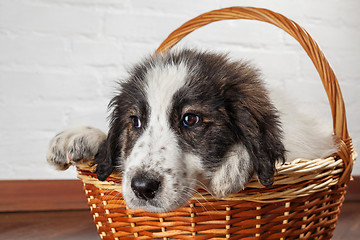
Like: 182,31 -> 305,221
122,61 -> 205,212
269,89 -> 338,161
124,62 -> 188,170
209,144 -> 252,198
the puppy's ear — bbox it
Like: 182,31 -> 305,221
222,64 -> 286,187
227,102 -> 286,187
95,124 -> 122,181
94,91 -> 128,181
94,137 -> 114,181
252,115 -> 286,187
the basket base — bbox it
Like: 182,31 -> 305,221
82,181 -> 346,240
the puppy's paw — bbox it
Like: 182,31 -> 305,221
47,126 -> 107,170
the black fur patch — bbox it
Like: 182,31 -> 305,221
169,50 -> 285,185
95,64 -> 150,180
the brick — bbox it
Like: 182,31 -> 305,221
63,104 -> 108,128
301,0 -> 341,26
338,0 -> 360,28
0,103 -> 63,132
0,1 -> 101,35
0,35 -> 70,66
71,39 -> 123,66
0,70 -> 103,103
181,20 -> 284,48
39,0 -> 128,8
284,23 -> 357,52
0,128 -> 78,179
299,48 -> 359,84
128,0 -> 219,15
121,42 -> 158,66
226,48 -> 301,83
104,12 -> 184,42
219,0 -> 306,21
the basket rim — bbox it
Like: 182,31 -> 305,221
77,151 -> 357,203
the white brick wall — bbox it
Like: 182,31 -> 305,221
0,0 -> 359,179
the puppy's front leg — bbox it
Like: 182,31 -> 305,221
47,126 -> 106,170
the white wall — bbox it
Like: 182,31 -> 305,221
0,0 -> 359,180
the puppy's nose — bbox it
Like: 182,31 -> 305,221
131,174 -> 161,200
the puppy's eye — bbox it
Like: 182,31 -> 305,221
182,113 -> 200,127
131,116 -> 142,128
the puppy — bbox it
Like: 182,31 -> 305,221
47,49 -> 337,212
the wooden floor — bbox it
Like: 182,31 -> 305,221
0,210 -> 99,240
1,201 -> 359,240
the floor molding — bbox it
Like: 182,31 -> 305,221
1,176 -> 359,212
0,180 -> 88,212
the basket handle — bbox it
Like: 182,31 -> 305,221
156,7 -> 353,184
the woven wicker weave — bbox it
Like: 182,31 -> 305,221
76,7 -> 356,240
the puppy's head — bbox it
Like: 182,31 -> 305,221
95,49 -> 285,212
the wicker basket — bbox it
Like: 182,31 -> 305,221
76,7 -> 356,240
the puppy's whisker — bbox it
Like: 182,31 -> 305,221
186,178 -> 217,199
108,189 -> 123,202
182,182 -> 221,213
181,188 -> 218,216
175,192 -> 203,215
182,187 -> 212,209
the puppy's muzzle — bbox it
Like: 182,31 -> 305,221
131,173 -> 161,200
